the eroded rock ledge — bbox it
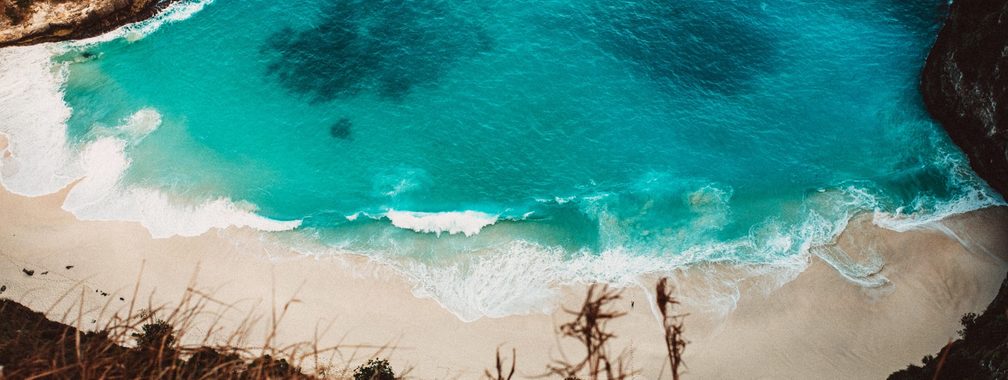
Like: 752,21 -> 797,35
921,0 -> 1008,197
0,0 -> 176,47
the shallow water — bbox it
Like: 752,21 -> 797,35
5,0 -> 1003,319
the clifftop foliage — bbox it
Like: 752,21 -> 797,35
889,272 -> 1008,380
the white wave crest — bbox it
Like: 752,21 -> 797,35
68,0 -> 217,47
0,45 -> 299,238
117,108 -> 162,141
62,133 -> 300,238
873,186 -> 1004,233
386,209 -> 498,237
0,46 -> 76,195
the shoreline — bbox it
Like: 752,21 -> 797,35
0,0 -> 183,47
1,181 -> 1005,378
2,3 -> 1007,376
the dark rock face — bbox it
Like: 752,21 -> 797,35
0,0 -> 177,48
921,1 -> 1008,197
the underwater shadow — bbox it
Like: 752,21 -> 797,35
558,1 -> 780,95
261,0 -> 492,102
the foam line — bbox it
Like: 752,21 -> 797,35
0,8 -> 300,239
386,209 -> 499,237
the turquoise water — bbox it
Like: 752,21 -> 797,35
51,0 -> 995,306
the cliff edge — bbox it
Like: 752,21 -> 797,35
921,0 -> 1008,197
0,0 -> 174,47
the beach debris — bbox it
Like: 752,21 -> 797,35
330,117 -> 353,140
119,297 -> 125,301
21,269 -> 34,276
66,265 -> 74,270
1,285 -> 6,293
100,292 -> 108,297
40,271 -> 48,275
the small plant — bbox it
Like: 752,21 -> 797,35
656,277 -> 687,380
485,347 -> 516,380
546,284 -> 637,380
353,358 -> 396,380
132,319 -> 175,351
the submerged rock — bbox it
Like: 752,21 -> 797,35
330,118 -> 353,140
921,1 -> 1008,197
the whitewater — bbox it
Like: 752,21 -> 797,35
0,0 -> 1004,321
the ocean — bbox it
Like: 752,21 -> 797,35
0,0 -> 1002,321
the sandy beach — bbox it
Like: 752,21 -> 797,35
1,173 -> 1005,379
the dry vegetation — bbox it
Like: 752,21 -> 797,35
485,278 -> 688,380
0,279 -> 403,380
1,275 -> 689,380
6,270 -> 1007,379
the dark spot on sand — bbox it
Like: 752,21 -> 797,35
330,118 -> 353,140
100,292 -> 108,297
66,265 -> 74,270
119,297 -> 125,301
22,268 -> 34,276
40,271 -> 48,275
1,285 -> 6,293
261,0 -> 491,102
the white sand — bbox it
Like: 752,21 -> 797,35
1,181 -> 1005,379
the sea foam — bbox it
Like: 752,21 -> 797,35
0,1 -> 299,239
385,209 -> 499,236
67,0 -> 217,47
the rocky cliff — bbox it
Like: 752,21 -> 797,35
921,0 -> 1008,197
0,0 -> 173,47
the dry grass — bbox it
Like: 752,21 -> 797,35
485,277 -> 688,380
0,265 -> 405,379
656,277 -> 687,380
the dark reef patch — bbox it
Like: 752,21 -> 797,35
261,0 -> 491,102
560,1 -> 778,95
330,118 -> 353,140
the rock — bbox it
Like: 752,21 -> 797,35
330,118 -> 353,140
921,1 -> 1008,197
0,0 -> 179,47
